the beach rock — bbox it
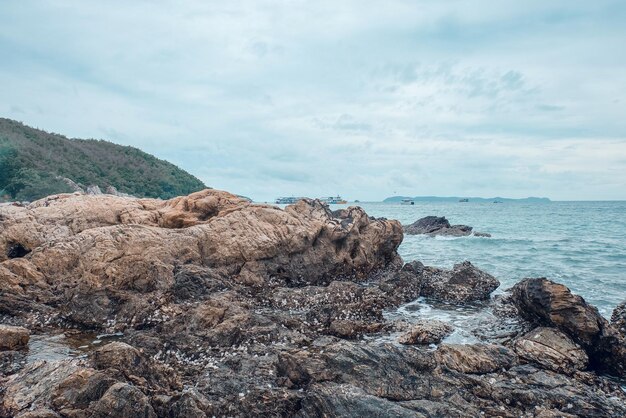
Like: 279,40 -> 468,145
0,190 -> 402,326
403,216 -> 473,237
514,327 -> 588,374
398,320 -> 453,345
420,261 -> 499,303
473,231 -> 492,237
512,278 -> 626,376
0,325 -> 29,350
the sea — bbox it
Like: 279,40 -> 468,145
339,200 -> 626,319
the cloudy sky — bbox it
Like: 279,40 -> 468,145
1,1 -> 625,201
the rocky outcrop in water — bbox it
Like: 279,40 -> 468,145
403,216 -> 490,237
1,190 -> 625,417
512,278 -> 626,376
421,261 -> 500,303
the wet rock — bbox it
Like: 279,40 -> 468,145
514,327 -> 588,374
512,278 -> 626,376
435,344 -> 516,374
420,261 -> 499,303
398,320 -> 453,345
378,260 -> 424,305
404,216 -> 473,237
0,325 -> 29,350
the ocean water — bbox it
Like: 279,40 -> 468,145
348,201 -> 626,318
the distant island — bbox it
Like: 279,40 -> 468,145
0,118 -> 206,202
384,195 -> 551,203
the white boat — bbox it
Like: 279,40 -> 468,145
319,196 -> 348,204
275,196 -> 304,204
401,198 -> 414,205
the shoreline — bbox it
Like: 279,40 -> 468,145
1,190 -> 625,417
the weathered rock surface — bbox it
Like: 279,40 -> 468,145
420,261 -> 500,303
512,278 -> 626,376
403,216 -> 489,237
398,320 -> 453,345
514,327 -> 588,374
0,325 -> 29,350
1,190 -> 625,417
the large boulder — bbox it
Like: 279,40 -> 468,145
512,278 -> 626,376
420,261 -> 499,303
404,216 -> 472,236
0,190 -> 402,327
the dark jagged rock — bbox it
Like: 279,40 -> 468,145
421,261 -> 500,303
403,216 -> 490,237
512,278 -> 626,376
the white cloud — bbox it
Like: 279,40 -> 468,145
1,0 -> 625,200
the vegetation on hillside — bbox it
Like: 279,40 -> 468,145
0,118 -> 207,202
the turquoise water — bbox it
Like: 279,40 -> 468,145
351,201 -> 626,318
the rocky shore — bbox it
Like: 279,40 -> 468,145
1,190 -> 625,417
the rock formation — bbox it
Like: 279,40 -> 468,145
420,261 -> 500,303
403,216 -> 490,237
1,190 -> 625,417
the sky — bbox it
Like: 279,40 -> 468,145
1,1 -> 626,201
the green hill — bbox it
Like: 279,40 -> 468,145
0,118 -> 206,201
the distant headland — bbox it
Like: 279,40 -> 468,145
383,195 -> 551,203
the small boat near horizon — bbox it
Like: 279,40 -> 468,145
401,198 -> 415,205
275,196 -> 305,204
459,198 -> 469,202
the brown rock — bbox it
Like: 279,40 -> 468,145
0,190 -> 401,328
398,320 -> 453,345
0,325 -> 29,350
514,327 -> 588,374
512,278 -> 626,376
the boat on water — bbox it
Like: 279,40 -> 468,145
401,198 -> 415,205
459,198 -> 469,202
319,196 -> 348,204
274,196 -> 304,204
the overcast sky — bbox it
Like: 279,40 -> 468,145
1,1 -> 625,201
